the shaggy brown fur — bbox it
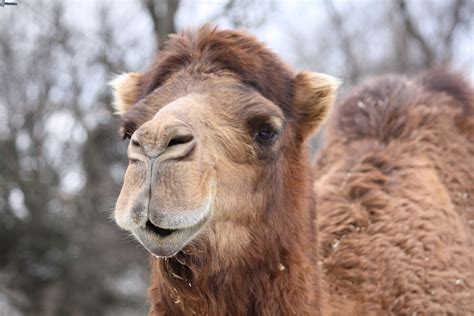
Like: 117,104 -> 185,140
111,26 -> 474,315
315,70 -> 474,314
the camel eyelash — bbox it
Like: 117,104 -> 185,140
123,131 -> 132,140
121,126 -> 135,140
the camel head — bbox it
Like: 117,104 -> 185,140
110,26 -> 339,258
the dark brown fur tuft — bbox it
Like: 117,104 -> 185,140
417,68 -> 474,135
417,68 -> 473,115
137,25 -> 295,117
332,70 -> 473,144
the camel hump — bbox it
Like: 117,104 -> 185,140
416,68 -> 473,126
331,69 -> 473,143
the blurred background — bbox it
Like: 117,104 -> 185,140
0,0 -> 472,315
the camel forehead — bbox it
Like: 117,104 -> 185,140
146,73 -> 278,107
121,74 -> 284,136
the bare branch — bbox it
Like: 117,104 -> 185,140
397,0 -> 435,67
324,0 -> 360,83
142,0 -> 180,51
441,0 -> 465,61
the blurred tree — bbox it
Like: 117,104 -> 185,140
210,0 -> 274,28
296,0 -> 473,86
142,0 -> 180,50
0,2 -> 150,315
394,0 -> 471,69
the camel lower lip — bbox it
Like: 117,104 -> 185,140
133,218 -> 207,257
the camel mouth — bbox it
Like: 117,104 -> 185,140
145,220 -> 176,237
132,211 -> 211,258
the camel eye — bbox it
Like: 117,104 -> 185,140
255,124 -> 278,145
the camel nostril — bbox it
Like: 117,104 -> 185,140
167,134 -> 194,148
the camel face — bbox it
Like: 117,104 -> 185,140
113,74 -> 288,257
110,27 -> 338,259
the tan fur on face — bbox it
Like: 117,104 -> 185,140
109,72 -> 143,115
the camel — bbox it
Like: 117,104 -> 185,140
110,25 -> 474,315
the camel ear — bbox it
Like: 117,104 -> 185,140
109,72 -> 143,115
293,71 -> 340,139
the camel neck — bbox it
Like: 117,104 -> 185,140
149,228 -> 320,315
149,223 -> 320,314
